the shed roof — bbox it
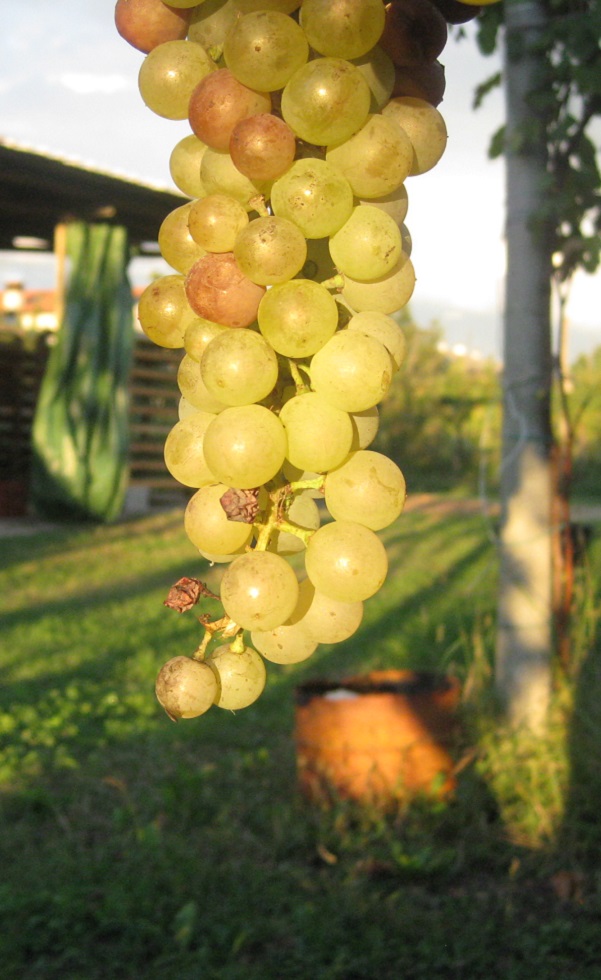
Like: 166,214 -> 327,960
0,139 -> 186,254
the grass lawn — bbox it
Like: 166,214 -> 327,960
1,497 -> 601,979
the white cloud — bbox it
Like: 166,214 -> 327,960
52,72 -> 131,96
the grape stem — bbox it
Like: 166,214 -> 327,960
287,358 -> 311,394
193,615 -> 240,660
321,273 -> 345,291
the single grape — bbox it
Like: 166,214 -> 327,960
251,619 -> 318,664
257,279 -> 338,358
235,0 -> 301,13
169,134 -> 208,199
164,411 -> 217,487
188,0 -> 242,53
220,550 -> 300,630
326,114 -> 413,199
158,202 -> 207,274
281,58 -> 370,146
137,274 -> 195,348
200,147 -> 270,210
329,205 -> 402,282
292,577 -> 364,644
138,39 -> 216,120
206,643 -> 267,710
280,391 -> 353,473
300,0 -> 386,60
382,97 -> 448,176
346,311 -> 406,371
229,114 -> 296,182
339,253 -> 415,315
379,0 -> 447,69
350,406 -> 380,449
310,332 -> 393,412
203,404 -> 287,487
359,184 -> 409,226
200,327 -> 278,406
234,216 -> 307,286
270,158 -> 353,239
185,253 -> 266,328
184,318 -> 227,362
156,656 -> 219,719
185,483 -> 255,554
324,450 -> 407,530
304,520 -> 388,602
392,61 -> 446,107
188,68 -> 271,152
188,194 -> 250,253
177,353 -> 229,413
224,11 -> 309,92
351,46 -> 395,109
115,0 -> 191,54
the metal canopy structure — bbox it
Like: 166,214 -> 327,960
0,139 -> 186,253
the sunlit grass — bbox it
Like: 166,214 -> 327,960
1,498 -> 601,979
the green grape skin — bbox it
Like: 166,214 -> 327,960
233,216 -> 307,286
169,134 -> 209,199
229,114 -> 297,183
206,644 -> 267,710
158,202 -> 207,274
163,411 -> 217,488
350,406 -> 380,449
177,353 -> 229,413
188,0 -> 242,53
270,491 -> 320,555
202,404 -> 287,488
251,620 -> 318,664
184,483 -> 254,555
329,205 -> 402,282
220,550 -> 300,630
200,147 -> 270,211
200,545 -> 248,564
163,0 -> 202,7
200,327 -> 279,406
304,520 -> 388,602
155,656 -> 219,719
137,275 -> 196,348
324,450 -> 407,530
184,318 -> 227,362
293,577 -> 364,644
359,184 -> 409,226
279,392 -> 353,473
339,253 -> 416,315
325,114 -> 413,199
270,158 -> 353,239
300,0 -> 386,61
351,46 -> 395,110
381,97 -> 448,176
281,59 -> 370,147
178,396 -> 199,421
224,11 -> 309,92
235,0 -> 301,13
188,194 -> 250,253
257,279 -> 338,357
138,39 -> 216,120
310,332 -> 393,412
346,311 -> 406,371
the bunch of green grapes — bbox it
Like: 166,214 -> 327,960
115,0 -> 490,721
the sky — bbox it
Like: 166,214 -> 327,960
0,0 -> 598,360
